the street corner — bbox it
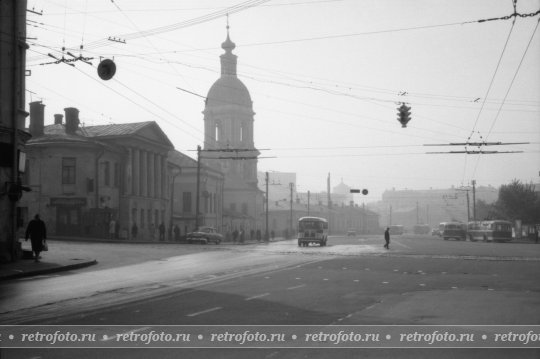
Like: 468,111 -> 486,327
0,257 -> 97,281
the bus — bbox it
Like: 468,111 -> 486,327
467,220 -> 513,242
442,222 -> 467,241
298,217 -> 328,247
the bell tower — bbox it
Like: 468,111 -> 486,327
202,24 -> 262,233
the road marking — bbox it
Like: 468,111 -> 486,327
382,282 -> 389,284
245,293 -> 270,301
391,240 -> 410,249
353,279 -> 360,282
287,284 -> 306,290
323,278 -> 329,281
186,306 -> 223,317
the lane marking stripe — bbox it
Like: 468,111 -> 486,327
186,306 -> 222,317
245,293 -> 270,301
287,284 -> 306,290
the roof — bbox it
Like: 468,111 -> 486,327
206,76 -> 252,108
28,121 -> 173,149
81,122 -> 153,137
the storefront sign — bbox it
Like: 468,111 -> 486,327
50,197 -> 87,207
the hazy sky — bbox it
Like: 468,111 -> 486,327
25,0 -> 540,201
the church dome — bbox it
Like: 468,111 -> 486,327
206,76 -> 252,108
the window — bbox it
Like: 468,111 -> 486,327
242,203 -> 248,215
104,162 -> 110,186
230,203 -> 237,213
113,162 -> 120,187
183,192 -> 192,213
62,157 -> 76,184
140,209 -> 145,229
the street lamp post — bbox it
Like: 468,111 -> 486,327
195,145 -> 201,230
169,167 -> 181,240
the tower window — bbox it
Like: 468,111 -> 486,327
215,124 -> 220,141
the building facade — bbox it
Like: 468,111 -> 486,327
202,29 -> 263,234
0,0 -> 30,262
168,150 -> 224,237
20,103 -> 174,240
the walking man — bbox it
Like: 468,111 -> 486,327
384,227 -> 390,249
25,214 -> 47,262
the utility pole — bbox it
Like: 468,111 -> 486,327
307,190 -> 311,216
327,172 -> 332,234
265,172 -> 269,241
289,182 -> 294,237
472,180 -> 477,222
195,145 -> 201,230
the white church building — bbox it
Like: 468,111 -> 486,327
201,28 -> 264,235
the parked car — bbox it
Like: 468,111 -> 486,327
347,229 -> 357,236
185,227 -> 223,244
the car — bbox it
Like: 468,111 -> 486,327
185,227 -> 223,245
347,229 -> 357,236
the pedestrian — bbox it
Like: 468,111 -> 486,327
109,218 -> 116,240
233,228 -> 239,243
131,222 -> 138,240
384,227 -> 390,249
159,222 -> 165,241
256,229 -> 261,242
25,214 -> 47,262
174,225 -> 180,241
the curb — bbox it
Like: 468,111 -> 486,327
0,259 -> 98,281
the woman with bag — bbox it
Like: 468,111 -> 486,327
25,214 -> 47,262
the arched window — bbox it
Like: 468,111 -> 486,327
215,123 -> 220,141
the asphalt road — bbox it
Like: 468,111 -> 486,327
1,234 -> 539,359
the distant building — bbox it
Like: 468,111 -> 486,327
202,28 -> 263,234
167,150 -> 224,237
373,186 -> 499,230
20,103 -> 174,240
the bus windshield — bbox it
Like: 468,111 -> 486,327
299,220 -> 325,231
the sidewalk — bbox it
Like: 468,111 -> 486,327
0,235 -> 290,281
0,241 -> 97,281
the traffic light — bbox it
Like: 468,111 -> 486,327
397,103 -> 411,128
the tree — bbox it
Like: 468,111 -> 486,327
476,199 -> 499,220
495,180 -> 540,223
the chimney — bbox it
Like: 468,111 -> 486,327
54,114 -> 63,125
64,107 -> 80,134
29,101 -> 45,137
